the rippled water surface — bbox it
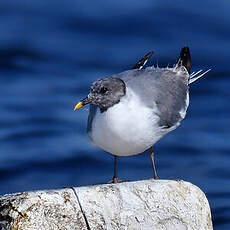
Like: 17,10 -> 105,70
0,1 -> 230,229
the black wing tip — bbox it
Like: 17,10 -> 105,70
181,46 -> 190,53
178,46 -> 191,74
132,50 -> 154,70
145,50 -> 154,58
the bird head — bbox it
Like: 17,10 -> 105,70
74,77 -> 126,112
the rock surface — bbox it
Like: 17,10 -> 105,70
0,180 -> 213,230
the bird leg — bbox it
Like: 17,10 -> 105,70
149,147 -> 159,179
107,155 -> 125,183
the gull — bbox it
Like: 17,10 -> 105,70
74,47 -> 210,183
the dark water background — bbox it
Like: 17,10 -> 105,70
0,0 -> 229,229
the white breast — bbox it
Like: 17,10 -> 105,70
88,88 -> 166,156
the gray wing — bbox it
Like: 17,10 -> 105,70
117,67 -> 189,128
87,104 -> 98,134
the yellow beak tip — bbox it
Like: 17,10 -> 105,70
74,102 -> 83,111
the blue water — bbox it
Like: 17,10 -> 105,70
0,0 -> 229,228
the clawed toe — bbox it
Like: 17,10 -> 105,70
107,177 -> 126,184
153,175 -> 159,180
169,177 -> 182,182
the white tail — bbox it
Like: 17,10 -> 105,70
189,69 -> 211,84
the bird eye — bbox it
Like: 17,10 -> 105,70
99,86 -> 108,94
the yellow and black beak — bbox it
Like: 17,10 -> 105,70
74,97 -> 92,111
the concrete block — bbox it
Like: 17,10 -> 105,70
0,180 -> 213,230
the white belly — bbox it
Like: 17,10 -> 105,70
88,89 -> 166,156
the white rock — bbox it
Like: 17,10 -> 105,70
0,180 -> 213,230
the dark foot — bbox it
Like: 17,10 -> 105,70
169,177 -> 182,182
153,175 -> 159,180
107,177 -> 126,184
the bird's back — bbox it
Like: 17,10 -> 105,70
117,67 -> 189,129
